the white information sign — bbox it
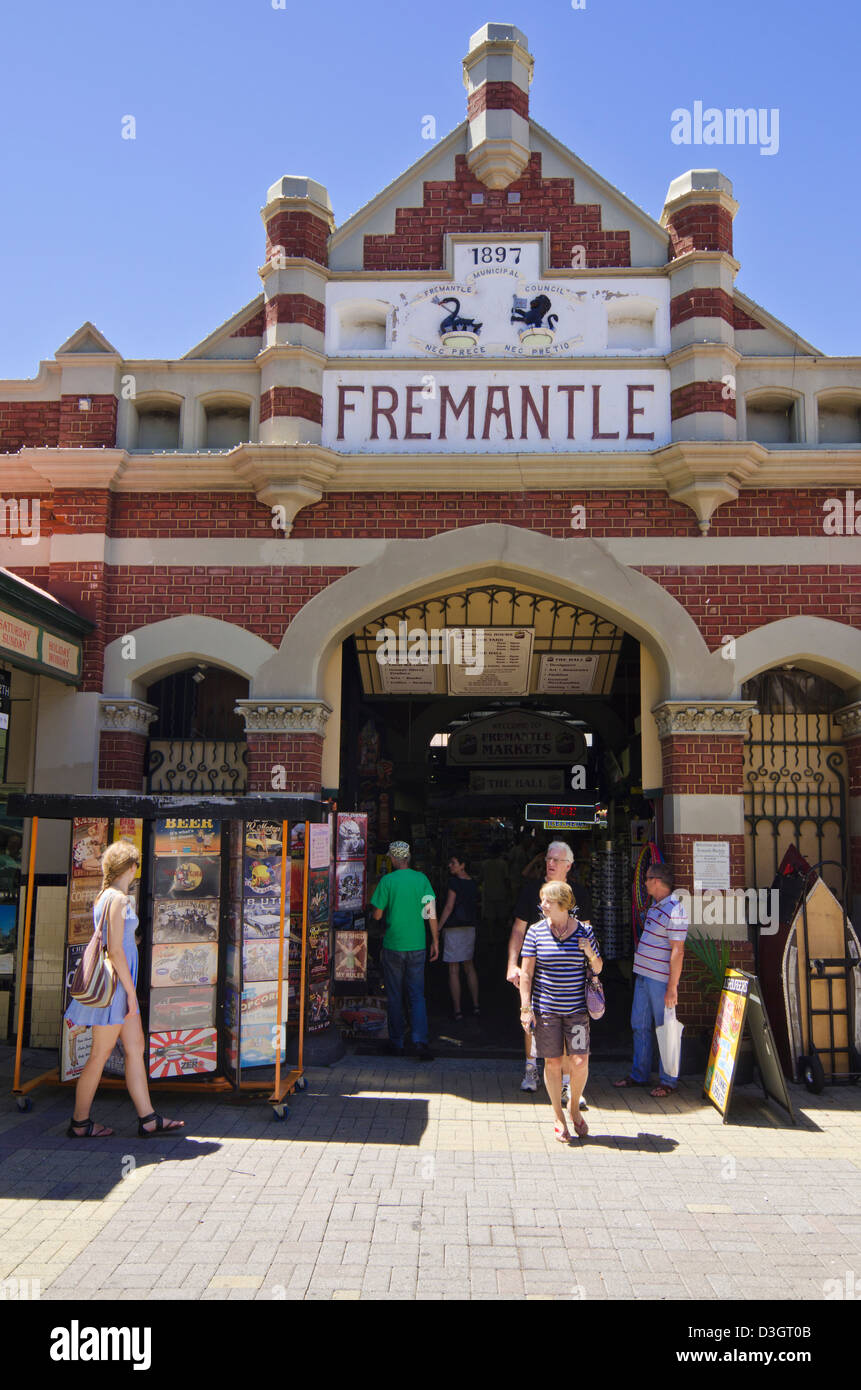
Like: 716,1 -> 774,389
448,628 -> 534,696
693,841 -> 731,891
308,823 -> 332,870
537,653 -> 601,694
378,662 -> 436,694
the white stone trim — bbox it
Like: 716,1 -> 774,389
235,700 -> 332,735
652,701 -> 757,737
102,617 -> 277,700
835,702 -> 861,739
662,794 -> 745,836
98,699 -> 158,736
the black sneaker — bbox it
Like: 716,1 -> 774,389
415,1043 -> 434,1062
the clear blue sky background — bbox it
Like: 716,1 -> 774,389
1,0 -> 857,377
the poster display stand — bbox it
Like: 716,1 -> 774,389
704,968 -> 795,1125
8,793 -> 323,1121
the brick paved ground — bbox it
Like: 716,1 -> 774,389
1,1046 -> 860,1302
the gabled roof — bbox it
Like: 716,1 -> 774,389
733,289 -> 822,356
55,322 -> 120,356
182,295 -> 264,359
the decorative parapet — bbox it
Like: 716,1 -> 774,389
235,699 -> 332,736
98,698 -> 158,736
652,700 -> 757,738
835,702 -> 861,739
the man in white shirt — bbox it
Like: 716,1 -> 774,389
613,862 -> 688,1098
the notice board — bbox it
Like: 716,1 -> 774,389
704,969 -> 795,1124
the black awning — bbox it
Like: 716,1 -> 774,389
6,792 -> 326,821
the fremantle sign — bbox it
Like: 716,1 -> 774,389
325,369 -> 670,453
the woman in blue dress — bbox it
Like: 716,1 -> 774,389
65,840 -> 184,1138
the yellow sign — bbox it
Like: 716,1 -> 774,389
704,969 -> 750,1116
0,609 -> 39,661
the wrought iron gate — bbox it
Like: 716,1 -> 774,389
743,672 -> 849,902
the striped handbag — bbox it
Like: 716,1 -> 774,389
69,894 -> 117,1008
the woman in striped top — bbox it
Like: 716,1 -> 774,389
519,880 -> 603,1143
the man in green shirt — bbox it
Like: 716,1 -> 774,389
370,841 -> 438,1060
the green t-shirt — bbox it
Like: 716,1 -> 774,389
371,868 -> 435,951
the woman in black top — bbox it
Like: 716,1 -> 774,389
437,855 -> 480,1020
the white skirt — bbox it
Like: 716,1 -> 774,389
443,926 -> 476,963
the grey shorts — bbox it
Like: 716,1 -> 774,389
532,1009 -> 590,1060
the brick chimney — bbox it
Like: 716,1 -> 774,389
463,22 -> 533,189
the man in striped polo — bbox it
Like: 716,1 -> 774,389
613,863 -> 688,1098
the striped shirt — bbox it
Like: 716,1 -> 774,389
521,916 -> 601,1014
633,892 -> 689,982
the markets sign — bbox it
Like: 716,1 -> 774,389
0,605 -> 82,683
447,711 -> 586,766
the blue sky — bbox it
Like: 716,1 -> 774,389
0,0 -> 857,377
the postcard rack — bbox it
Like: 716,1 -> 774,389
7,792 -> 325,1121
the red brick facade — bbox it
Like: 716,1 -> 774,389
98,731 -> 148,791
363,154 -> 632,272
670,288 -> 735,327
264,294 -> 326,333
0,401 -> 61,452
661,737 -> 745,795
467,81 -> 529,120
671,381 -> 736,420
246,733 -> 324,793
677,940 -> 755,1031
265,211 -> 330,266
58,394 -> 117,448
231,308 -> 265,338
259,386 -> 324,424
665,203 -> 734,257
663,834 -> 747,892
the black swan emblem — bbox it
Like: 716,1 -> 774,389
433,296 -> 483,335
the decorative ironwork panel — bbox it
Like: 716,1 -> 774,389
147,740 -> 248,794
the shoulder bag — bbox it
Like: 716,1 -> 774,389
69,892 -> 118,1008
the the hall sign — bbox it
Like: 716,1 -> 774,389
0,606 -> 82,683
467,770 -> 565,795
447,712 -> 586,766
325,369 -> 670,453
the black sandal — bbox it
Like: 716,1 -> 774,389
137,1111 -> 184,1137
67,1116 -> 113,1138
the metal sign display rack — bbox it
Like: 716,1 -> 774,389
8,792 -> 324,1121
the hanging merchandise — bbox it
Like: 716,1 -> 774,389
590,839 -> 631,961
633,841 -> 664,947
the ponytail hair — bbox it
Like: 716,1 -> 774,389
100,840 -> 141,893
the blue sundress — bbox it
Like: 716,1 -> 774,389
64,890 -> 139,1026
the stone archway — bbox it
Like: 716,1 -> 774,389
253,525 -> 720,702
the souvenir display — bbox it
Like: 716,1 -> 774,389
308,868 -> 329,925
60,1020 -> 92,1081
243,855 -> 284,900
154,818 -> 220,856
111,817 -> 143,856
241,1023 -> 285,1067
151,942 -> 218,988
245,820 -> 283,857
335,861 -> 365,912
67,875 -> 101,944
334,930 -> 369,986
333,995 -> 387,1039
240,979 -> 291,1025
152,855 -> 221,899
149,1028 -> 218,1078
309,925 -> 330,976
152,898 -> 219,943
336,813 -> 367,862
308,978 -> 331,1033
71,818 -> 108,877
242,938 -> 290,983
149,984 -> 217,1032
290,823 -> 305,856
308,822 -> 331,870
